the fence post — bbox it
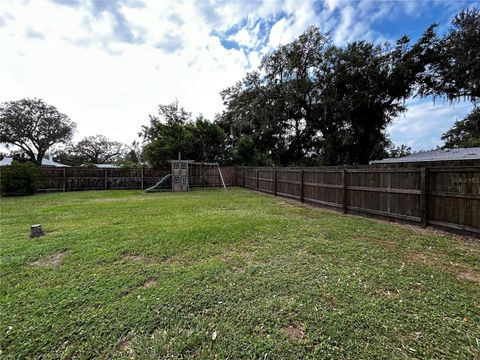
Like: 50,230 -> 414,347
104,168 -> 108,190
386,172 -> 391,215
63,168 -> 66,192
256,169 -> 259,191
300,169 -> 304,202
141,168 -> 144,190
342,169 -> 347,214
420,167 -> 428,228
274,169 -> 277,196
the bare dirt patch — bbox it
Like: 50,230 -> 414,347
239,251 -> 257,263
29,251 -> 65,268
121,254 -> 143,261
116,333 -> 135,357
219,253 -> 232,263
143,278 -> 157,288
409,283 -> 424,294
408,252 -> 443,267
376,288 -> 401,297
457,271 -> 480,284
282,324 -> 305,342
217,246 -> 270,268
271,294 -> 296,306
409,252 -> 480,284
408,251 -> 472,272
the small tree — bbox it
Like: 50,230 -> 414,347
140,103 -> 229,166
0,98 -> 76,165
230,135 -> 270,166
0,161 -> 39,195
388,144 -> 412,158
189,116 -> 227,164
141,102 -> 193,166
442,107 -> 480,148
116,140 -> 144,167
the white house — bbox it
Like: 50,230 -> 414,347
94,163 -> 119,168
0,154 -> 68,167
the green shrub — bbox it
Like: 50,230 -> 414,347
0,161 -> 40,195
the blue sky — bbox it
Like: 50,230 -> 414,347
0,0 -> 479,150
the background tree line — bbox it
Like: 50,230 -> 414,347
140,8 -> 479,166
1,8 -> 479,168
216,8 -> 479,166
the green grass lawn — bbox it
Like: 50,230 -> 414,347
1,188 -> 479,359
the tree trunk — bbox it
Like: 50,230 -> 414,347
35,150 -> 46,166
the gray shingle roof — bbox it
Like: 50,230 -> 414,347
371,147 -> 480,164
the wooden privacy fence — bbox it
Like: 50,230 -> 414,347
3,164 -> 478,237
238,166 -> 480,237
36,167 -> 237,192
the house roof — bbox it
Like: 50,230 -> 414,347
370,147 -> 480,164
0,157 -> 68,167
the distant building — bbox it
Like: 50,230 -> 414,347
0,154 -> 68,167
94,163 -> 119,168
370,147 -> 480,165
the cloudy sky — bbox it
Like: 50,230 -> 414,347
1,0 -> 478,150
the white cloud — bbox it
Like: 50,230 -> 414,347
0,0 -> 474,149
388,99 -> 473,150
229,23 -> 261,48
268,1 -> 318,47
0,0 -> 251,144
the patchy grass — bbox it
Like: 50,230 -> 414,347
0,188 -> 479,359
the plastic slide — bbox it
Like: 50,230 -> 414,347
144,174 -> 172,193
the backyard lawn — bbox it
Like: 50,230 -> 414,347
0,188 -> 479,359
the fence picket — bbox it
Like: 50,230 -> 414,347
237,166 -> 479,238
9,165 -> 478,237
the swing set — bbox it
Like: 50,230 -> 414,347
144,153 -> 227,193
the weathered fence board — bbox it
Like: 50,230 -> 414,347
3,163 -> 478,237
31,166 -> 237,192
237,166 -> 480,238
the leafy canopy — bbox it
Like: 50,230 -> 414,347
140,102 -> 227,166
421,8 -> 480,103
0,98 -> 76,165
442,107 -> 480,148
219,26 -> 435,165
56,135 -> 126,166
